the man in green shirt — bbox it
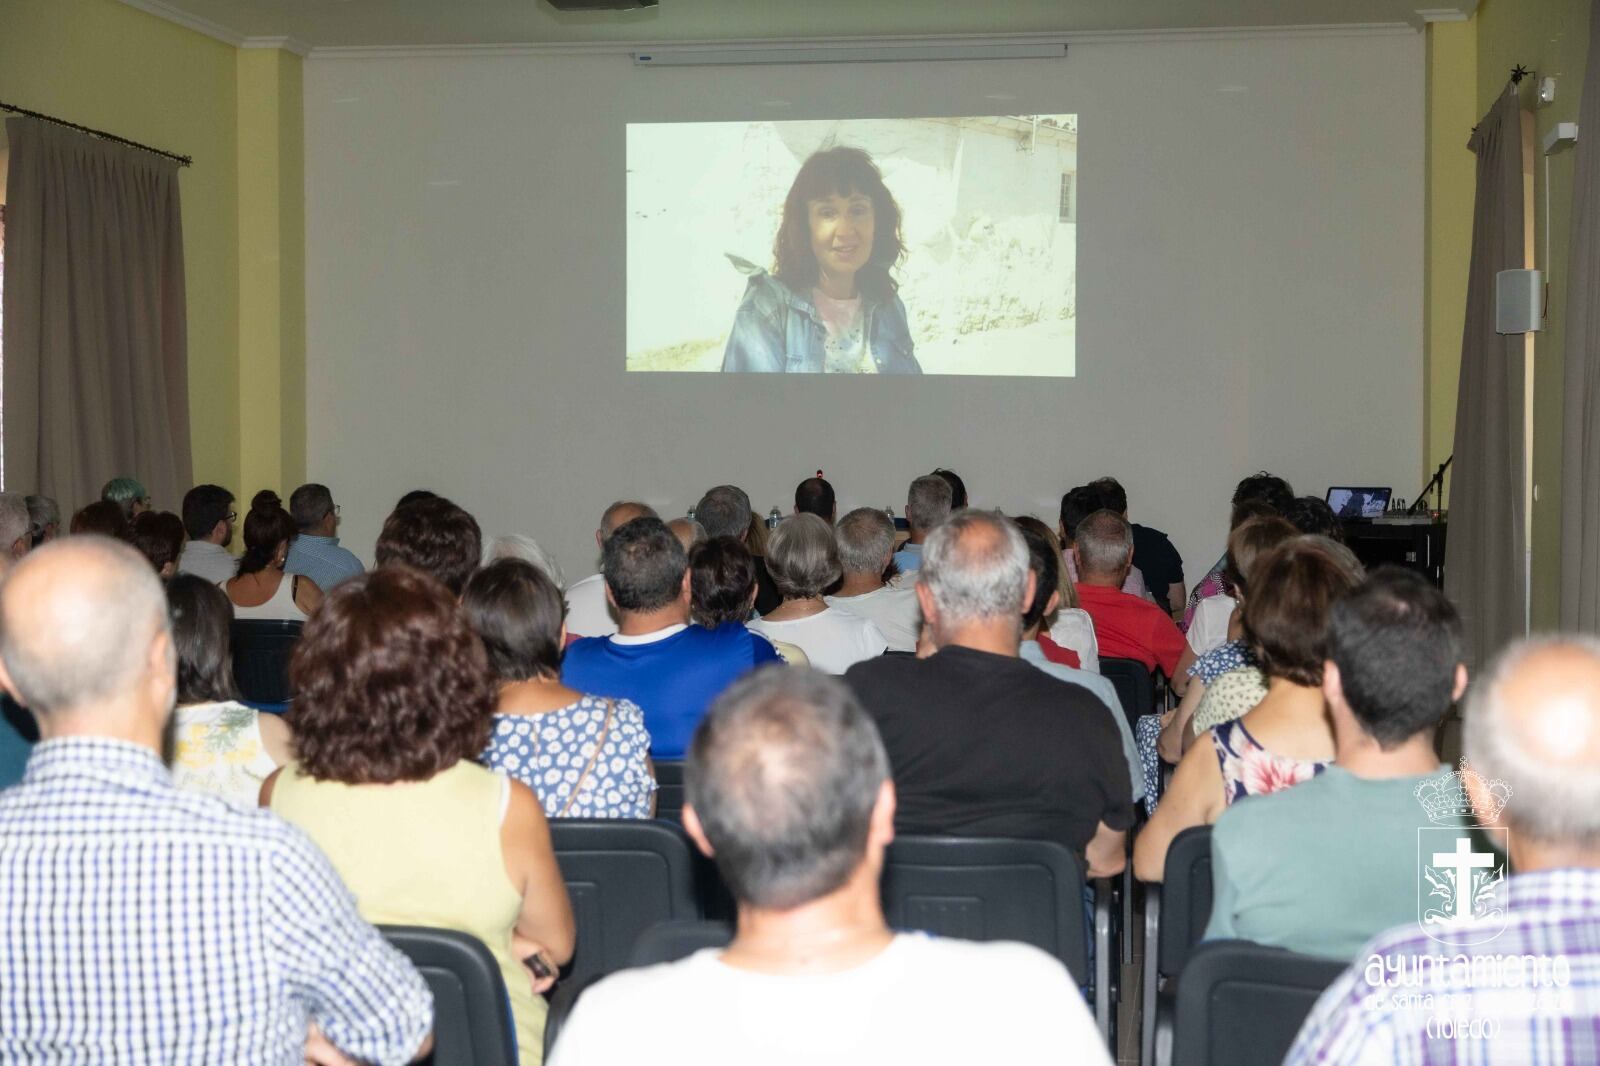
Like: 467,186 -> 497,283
1205,567 -> 1468,960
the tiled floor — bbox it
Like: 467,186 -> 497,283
1116,902 -> 1146,1065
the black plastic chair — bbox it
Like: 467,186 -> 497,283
548,819 -> 701,987
230,619 -> 302,704
1142,825 -> 1214,1066
1171,940 -> 1348,1066
1100,657 -> 1156,730
652,760 -> 686,821
881,836 -> 1115,1049
379,925 -> 518,1066
543,919 -> 734,1061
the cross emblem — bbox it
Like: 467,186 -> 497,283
1431,837 -> 1496,921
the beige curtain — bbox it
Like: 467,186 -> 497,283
1561,0 -> 1600,633
2,117 -> 191,513
1444,87 -> 1528,667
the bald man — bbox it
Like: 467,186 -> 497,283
1288,635 -> 1600,1064
0,537 -> 434,1065
567,500 -> 659,637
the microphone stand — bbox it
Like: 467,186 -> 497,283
1408,454 -> 1453,516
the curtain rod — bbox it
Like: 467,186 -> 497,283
0,101 -> 192,168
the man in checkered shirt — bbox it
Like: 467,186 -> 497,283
0,536 -> 434,1065
1288,637 -> 1600,1064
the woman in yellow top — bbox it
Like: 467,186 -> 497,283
262,566 -> 575,1065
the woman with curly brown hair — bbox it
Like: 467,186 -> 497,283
262,566 -> 574,1066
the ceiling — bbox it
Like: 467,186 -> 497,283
122,0 -> 1476,51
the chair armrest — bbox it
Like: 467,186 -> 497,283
542,972 -> 606,1062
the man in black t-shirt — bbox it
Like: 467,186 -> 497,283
1091,477 -> 1185,616
845,511 -> 1134,876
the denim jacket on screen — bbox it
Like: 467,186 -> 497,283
720,257 -> 922,375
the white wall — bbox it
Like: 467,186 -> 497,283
304,29 -> 1424,584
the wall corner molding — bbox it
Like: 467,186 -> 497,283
116,0 -> 247,47
242,36 -> 313,57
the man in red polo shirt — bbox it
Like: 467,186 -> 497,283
1073,510 -> 1196,691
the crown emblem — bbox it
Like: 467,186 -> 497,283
1415,759 -> 1512,826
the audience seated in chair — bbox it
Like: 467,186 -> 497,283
1059,484 -> 1152,601
0,537 -> 434,1063
550,668 -> 1109,1066
1074,510 -> 1196,691
466,558 -> 657,819
101,475 -> 151,522
561,517 -> 780,758
565,501 -> 657,638
1015,521 -> 1144,805
1160,515 -> 1298,762
748,514 -> 886,674
224,491 -> 323,620
793,475 -> 836,523
846,510 -> 1133,877
284,482 -> 364,591
485,532 -> 567,589
1287,635 -> 1600,1063
177,483 -> 237,584
1092,476 -> 1187,616
70,498 -> 131,541
375,494 -> 482,597
1136,536 -> 1363,881
1183,472 -> 1295,631
263,565 -> 573,1066
0,493 -> 32,571
1206,568 -> 1467,959
167,574 -> 293,805
689,535 -> 808,665
892,474 -> 952,573
666,517 -> 705,553
826,507 -> 921,653
26,494 -> 61,548
131,510 -> 186,579
1013,514 -> 1097,670
695,485 -> 782,615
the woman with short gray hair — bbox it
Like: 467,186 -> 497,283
748,514 -> 888,674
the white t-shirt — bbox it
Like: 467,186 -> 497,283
747,608 -> 887,675
1048,607 -> 1101,674
825,584 -> 921,653
1186,594 -> 1237,657
551,933 -> 1108,1066
565,572 -> 618,638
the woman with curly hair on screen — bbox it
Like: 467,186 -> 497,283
722,145 -> 922,374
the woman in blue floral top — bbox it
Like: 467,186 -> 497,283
465,559 -> 656,819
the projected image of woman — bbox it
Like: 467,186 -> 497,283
722,146 -> 922,374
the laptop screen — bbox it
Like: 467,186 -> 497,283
1325,487 -> 1392,519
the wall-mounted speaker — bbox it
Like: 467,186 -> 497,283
1495,268 -> 1543,334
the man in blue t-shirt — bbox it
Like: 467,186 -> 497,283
562,516 -> 781,757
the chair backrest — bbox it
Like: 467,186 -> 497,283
627,919 -> 734,967
549,819 -> 702,985
652,760 -> 686,821
881,835 -> 1090,986
1172,940 -> 1348,1066
230,619 -> 303,704
379,925 -> 518,1066
1099,657 -> 1156,729
1158,825 -> 1214,978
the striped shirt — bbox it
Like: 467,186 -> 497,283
1287,868 -> 1600,1064
284,533 -> 365,591
0,738 -> 432,1065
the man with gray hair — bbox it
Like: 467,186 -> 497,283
892,473 -> 953,573
0,538 -> 435,1064
1074,509 -> 1195,693
25,495 -> 60,547
846,511 -> 1134,876
0,493 -> 31,570
1288,635 -> 1600,1063
551,668 -> 1108,1066
826,507 -> 921,652
696,484 -> 781,614
284,482 -> 364,591
566,499 -> 660,637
